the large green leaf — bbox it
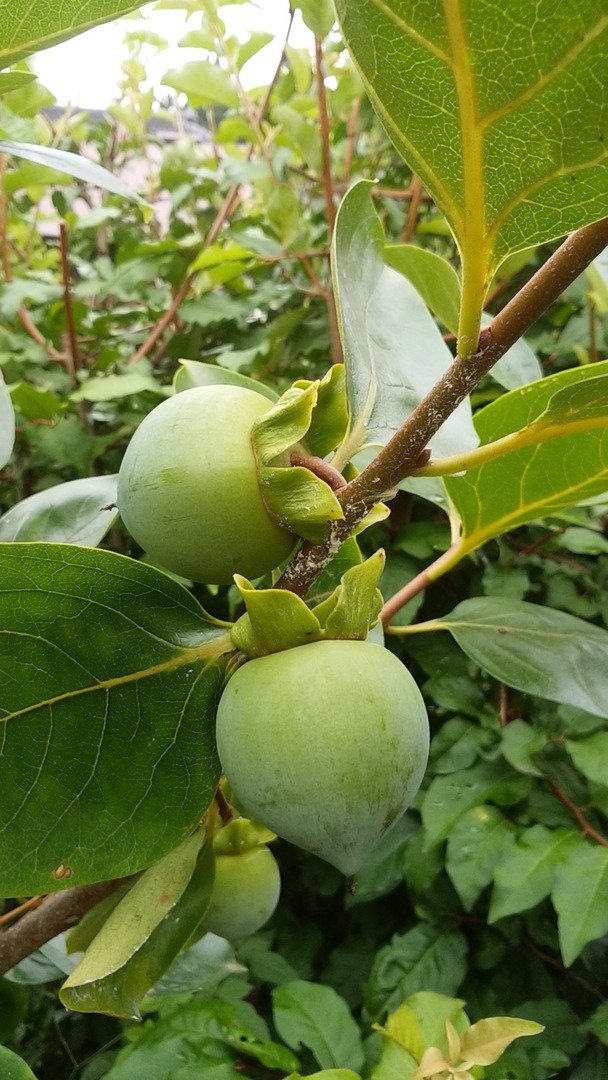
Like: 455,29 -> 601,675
0,475 -> 118,545
421,760 -> 529,848
331,182 -> 478,470
552,845 -> 608,966
438,597 -> 608,716
161,61 -> 239,108
364,924 -> 468,1023
272,981 -> 364,1073
0,544 -> 232,896
0,0 -> 145,68
60,838 -> 215,1018
443,361 -> 608,557
335,0 -> 608,349
0,141 -> 144,200
0,71 -> 36,93
0,1047 -> 38,1079
0,370 -> 15,468
489,826 -> 585,923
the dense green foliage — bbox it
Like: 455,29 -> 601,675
0,2 -> 607,1078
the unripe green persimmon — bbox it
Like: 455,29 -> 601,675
117,385 -> 295,584
201,845 -> 281,941
216,639 -> 429,875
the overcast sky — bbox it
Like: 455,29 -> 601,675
33,1 -> 311,108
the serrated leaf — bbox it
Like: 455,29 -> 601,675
0,370 -> 15,468
273,981 -> 364,1073
552,844 -> 608,966
439,597 -> 608,716
336,1 -> 608,349
489,826 -> 585,923
443,361 -> 608,554
60,836 -> 214,1019
0,1046 -> 38,1079
460,1017 -> 543,1067
0,141 -> 144,200
162,61 -> 239,108
446,805 -> 515,910
331,183 -> 478,471
0,0 -> 144,68
0,544 -> 232,896
0,475 -> 118,545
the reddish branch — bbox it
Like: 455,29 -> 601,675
547,778 -> 608,846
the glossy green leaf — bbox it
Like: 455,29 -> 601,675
331,182 -> 478,470
174,359 -> 278,401
336,0 -> 608,349
566,732 -> 608,786
70,373 -> 166,403
60,839 -> 215,1018
439,597 -> 608,716
102,997 -> 288,1079
446,805 -> 515,910
364,925 -> 468,1024
0,370 -> 15,468
552,845 -> 608,966
161,61 -> 239,108
384,243 -> 461,334
421,761 -> 529,848
0,141 -> 145,200
444,361 -> 608,558
0,0 -> 145,68
0,1047 -> 38,1079
489,826 -> 585,923
272,980 -> 365,1073
0,544 -> 232,896
0,71 -> 36,93
0,475 -> 118,545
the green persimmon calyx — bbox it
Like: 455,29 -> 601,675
215,639 -> 430,875
117,385 -> 296,585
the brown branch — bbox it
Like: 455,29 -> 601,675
0,154 -> 66,363
0,877 -> 135,976
313,37 -> 342,365
278,216 -> 608,595
547,778 -> 608,846
59,223 -> 81,386
0,896 -> 44,927
402,175 -> 424,243
343,96 -> 360,184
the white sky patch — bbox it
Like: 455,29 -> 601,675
32,1 -> 312,109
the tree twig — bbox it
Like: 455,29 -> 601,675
547,778 -> 608,846
313,36 -> 342,365
0,878 -> 135,976
58,223 -> 81,387
278,216 -> 608,595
